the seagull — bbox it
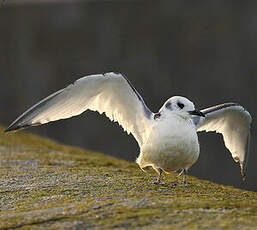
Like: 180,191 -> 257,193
5,72 -> 252,185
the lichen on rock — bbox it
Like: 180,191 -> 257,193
0,126 -> 257,230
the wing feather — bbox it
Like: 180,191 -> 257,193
5,72 -> 153,146
196,103 -> 252,180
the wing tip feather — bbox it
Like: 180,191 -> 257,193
241,164 -> 246,181
5,124 -> 26,133
4,122 -> 41,133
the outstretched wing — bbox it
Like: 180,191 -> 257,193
193,103 -> 252,180
5,72 -> 153,146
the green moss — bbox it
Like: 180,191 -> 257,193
0,125 -> 257,229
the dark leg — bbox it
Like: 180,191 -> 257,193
154,168 -> 163,185
182,169 -> 188,186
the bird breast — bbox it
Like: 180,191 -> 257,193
138,115 -> 200,172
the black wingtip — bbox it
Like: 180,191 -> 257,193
4,126 -> 14,133
241,167 -> 246,182
4,122 -> 41,133
4,128 -> 11,133
4,124 -> 24,133
239,161 -> 247,182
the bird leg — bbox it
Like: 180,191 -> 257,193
177,169 -> 184,177
154,168 -> 163,185
177,169 -> 188,186
182,169 -> 188,186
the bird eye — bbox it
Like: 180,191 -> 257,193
177,102 -> 184,109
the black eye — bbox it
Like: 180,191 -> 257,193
177,102 -> 184,109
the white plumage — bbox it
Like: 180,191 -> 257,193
196,104 -> 251,180
5,72 -> 252,184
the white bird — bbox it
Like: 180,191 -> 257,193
5,72 -> 252,185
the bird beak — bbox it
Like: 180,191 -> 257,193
189,110 -> 205,117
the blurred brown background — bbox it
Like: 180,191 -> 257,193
0,0 -> 256,191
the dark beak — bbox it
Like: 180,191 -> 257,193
189,110 -> 205,117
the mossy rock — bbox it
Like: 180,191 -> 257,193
0,126 -> 257,230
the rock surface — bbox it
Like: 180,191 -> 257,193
0,126 -> 257,230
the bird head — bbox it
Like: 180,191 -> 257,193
159,96 -> 205,119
